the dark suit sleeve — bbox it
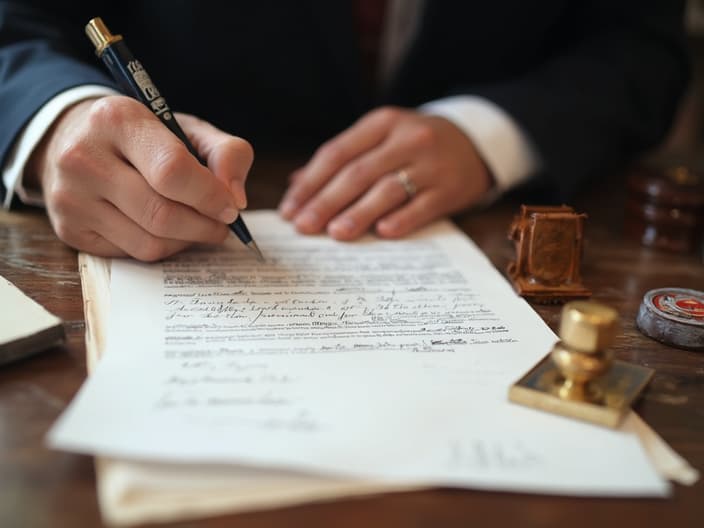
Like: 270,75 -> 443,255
0,1 -> 116,203
466,1 -> 689,199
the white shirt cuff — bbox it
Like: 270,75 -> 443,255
419,95 -> 542,194
2,85 -> 119,209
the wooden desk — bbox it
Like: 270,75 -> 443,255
1,162 -> 702,528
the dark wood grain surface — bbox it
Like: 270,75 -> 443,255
1,160 -> 702,528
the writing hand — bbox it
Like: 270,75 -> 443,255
26,95 -> 253,261
278,107 -> 492,240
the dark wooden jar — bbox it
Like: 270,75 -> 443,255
625,165 -> 704,254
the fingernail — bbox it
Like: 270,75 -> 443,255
328,217 -> 355,237
231,183 -> 247,209
295,210 -> 319,230
279,198 -> 298,218
219,207 -> 238,224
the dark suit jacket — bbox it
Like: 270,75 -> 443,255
0,0 -> 688,204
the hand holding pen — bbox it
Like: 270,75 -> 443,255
23,19 -> 259,262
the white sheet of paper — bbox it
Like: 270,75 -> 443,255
48,211 -> 668,497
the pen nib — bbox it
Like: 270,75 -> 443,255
247,240 -> 265,263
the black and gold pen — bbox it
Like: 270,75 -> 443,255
85,17 -> 264,262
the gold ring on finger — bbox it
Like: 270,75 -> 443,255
396,169 -> 416,200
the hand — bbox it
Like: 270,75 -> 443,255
26,95 -> 253,261
278,107 -> 492,240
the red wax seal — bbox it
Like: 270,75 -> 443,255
636,288 -> 704,350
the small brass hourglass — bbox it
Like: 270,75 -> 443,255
510,301 -> 654,428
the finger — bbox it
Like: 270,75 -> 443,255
177,113 -> 254,209
91,200 -> 191,261
75,233 -> 128,258
104,158 -> 231,244
288,168 -> 303,184
47,189 -> 187,260
90,97 -> 239,224
375,190 -> 447,238
279,108 -> 402,219
292,143 -> 409,234
53,222 -> 128,258
327,172 -> 409,240
44,169 -> 128,257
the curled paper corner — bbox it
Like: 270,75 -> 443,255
622,411 -> 700,486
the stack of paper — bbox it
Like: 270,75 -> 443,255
48,212 -> 697,526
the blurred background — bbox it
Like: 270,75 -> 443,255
659,0 -> 704,163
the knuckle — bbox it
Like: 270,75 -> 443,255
316,141 -> 344,166
407,123 -> 436,150
381,174 -> 403,195
87,96 -> 133,128
304,199 -> 329,218
142,196 -> 175,236
342,161 -> 371,185
52,219 -> 93,252
134,235 -> 169,262
79,231 -> 107,253
55,140 -> 90,173
150,145 -> 190,191
286,187 -> 308,205
371,106 -> 400,127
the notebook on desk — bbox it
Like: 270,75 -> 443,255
0,274 -> 64,366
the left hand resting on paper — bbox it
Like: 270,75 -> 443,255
278,107 -> 492,240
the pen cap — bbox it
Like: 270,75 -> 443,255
85,17 -> 123,56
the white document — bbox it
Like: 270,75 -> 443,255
48,211 -> 668,497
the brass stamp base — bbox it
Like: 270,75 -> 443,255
509,354 -> 654,428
